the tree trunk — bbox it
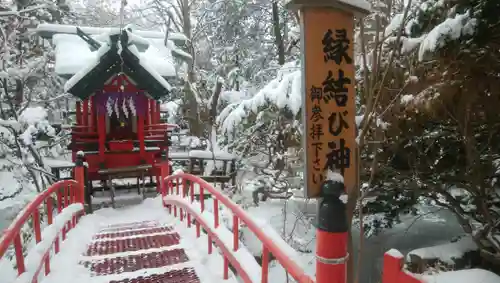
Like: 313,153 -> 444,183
209,80 -> 223,125
181,0 -> 202,136
272,1 -> 285,66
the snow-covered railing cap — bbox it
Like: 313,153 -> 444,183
285,0 -> 371,17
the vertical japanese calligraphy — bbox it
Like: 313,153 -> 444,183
302,9 -> 356,198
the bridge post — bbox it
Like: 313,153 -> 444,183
316,179 -> 348,283
160,151 -> 170,207
74,151 -> 87,209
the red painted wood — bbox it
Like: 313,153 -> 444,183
84,152 -> 157,177
262,245 -> 269,283
160,161 -> 169,207
382,252 -> 423,283
86,233 -> 180,256
223,257 -> 229,279
85,249 -> 189,275
94,226 -> 173,239
45,199 -> 53,275
75,163 -> 85,204
101,220 -> 158,231
14,233 -> 24,275
0,180 -> 84,281
138,114 -> 145,158
33,210 -> 41,243
97,114 -> 106,163
75,101 -> 82,126
155,101 -> 160,123
163,173 -> 314,283
214,198 -> 219,228
79,221 -> 201,283
316,230 -> 347,283
90,95 -> 96,132
108,140 -> 134,151
233,215 -> 239,251
145,99 -> 151,126
150,100 -> 155,124
82,99 -> 89,129
108,268 -> 200,283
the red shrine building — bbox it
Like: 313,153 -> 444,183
36,23 -> 190,189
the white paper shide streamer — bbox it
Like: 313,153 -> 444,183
106,97 -> 114,117
122,96 -> 129,118
113,98 -> 120,118
129,96 -> 136,116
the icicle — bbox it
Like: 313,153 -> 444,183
106,97 -> 114,117
129,96 -> 136,116
122,96 -> 129,118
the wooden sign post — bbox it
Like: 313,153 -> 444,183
287,1 -> 370,282
286,0 -> 370,198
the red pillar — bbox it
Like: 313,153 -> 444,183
98,114 -> 106,164
160,159 -> 169,206
316,180 -> 348,283
156,102 -> 161,123
82,99 -> 89,130
76,101 -> 82,125
138,114 -> 145,158
151,100 -> 157,124
145,99 -> 151,127
74,152 -> 85,205
90,96 -> 96,132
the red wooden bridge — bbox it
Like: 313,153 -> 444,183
0,165 -> 424,283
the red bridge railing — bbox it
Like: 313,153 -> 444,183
162,172 -> 314,283
0,172 -> 85,283
383,251 -> 423,283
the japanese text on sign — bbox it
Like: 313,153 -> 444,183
303,9 -> 356,198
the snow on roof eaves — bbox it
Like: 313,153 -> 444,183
35,23 -> 188,42
53,33 -> 177,78
63,42 -> 111,93
128,45 -> 173,92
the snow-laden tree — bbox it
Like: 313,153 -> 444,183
136,0 -> 298,138
360,0 -> 500,265
0,0 -> 73,257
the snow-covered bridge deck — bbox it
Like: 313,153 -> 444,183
41,199 -> 232,283
0,173 -> 313,283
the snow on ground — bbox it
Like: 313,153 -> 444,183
41,197 -> 237,283
408,235 -> 477,265
423,269 -> 500,283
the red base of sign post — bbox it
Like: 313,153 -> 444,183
316,230 -> 348,283
316,179 -> 348,283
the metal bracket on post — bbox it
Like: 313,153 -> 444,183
316,253 -> 350,265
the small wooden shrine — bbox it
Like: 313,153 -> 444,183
36,24 -> 183,194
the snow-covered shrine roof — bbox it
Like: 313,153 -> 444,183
35,23 -> 191,79
34,24 -> 192,100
